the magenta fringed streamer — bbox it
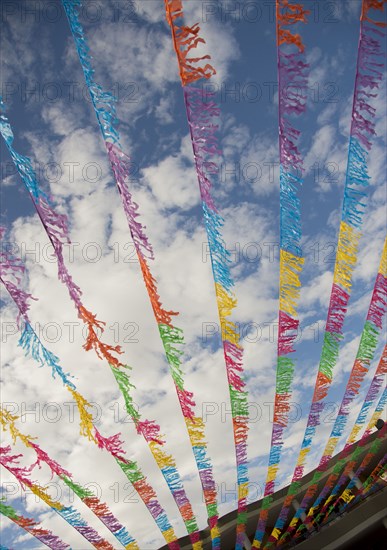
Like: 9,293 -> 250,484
367,273 -> 387,328
278,311 -> 300,355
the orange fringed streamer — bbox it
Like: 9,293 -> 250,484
312,372 -> 331,401
273,394 -> 292,426
277,0 -> 311,51
78,306 -> 123,367
138,255 -> 177,326
363,0 -> 387,25
164,0 -> 216,85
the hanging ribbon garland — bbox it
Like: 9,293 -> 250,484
0,407 -> 137,550
0,447 -> 114,550
266,236 -> 387,545
0,498 -> 69,550
251,1 -> 309,547
60,1 -> 218,545
275,0 -> 386,544
295,345 -> 387,537
0,228 -> 176,550
164,1 -> 249,546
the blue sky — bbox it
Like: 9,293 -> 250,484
1,1 -> 386,548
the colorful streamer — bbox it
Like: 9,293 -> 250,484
0,499 -> 69,550
250,1 -> 309,547
2,16 -> 198,539
275,1 -> 386,544
164,1 -> 249,546
295,346 -> 387,537
0,447 -> 113,549
60,1 -> 219,545
0,407 -> 137,550
0,228 -> 174,550
266,237 -> 387,545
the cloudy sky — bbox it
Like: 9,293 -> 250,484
1,0 -> 386,548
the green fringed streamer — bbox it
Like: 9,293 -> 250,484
262,495 -> 273,510
61,476 -> 94,500
0,500 -> 18,519
237,511 -> 248,525
356,321 -> 379,362
110,364 -> 140,423
276,356 -> 295,394
320,332 -> 342,379
118,459 -> 144,484
333,459 -> 346,476
229,386 -> 249,417
207,503 -> 218,517
288,480 -> 302,495
158,324 -> 185,390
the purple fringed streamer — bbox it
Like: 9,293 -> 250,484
183,86 -> 220,211
106,143 -> 154,260
35,198 -> 82,307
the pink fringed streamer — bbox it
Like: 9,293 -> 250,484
367,273 -> 387,328
325,284 -> 351,334
278,310 -> 300,355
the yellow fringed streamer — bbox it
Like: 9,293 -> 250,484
0,408 -> 34,447
296,447 -> 310,466
307,505 -> 318,518
366,411 -> 381,433
271,527 -> 282,540
215,283 -> 237,318
346,423 -> 362,446
341,489 -> 354,504
289,517 -> 299,528
238,482 -> 249,500
211,525 -> 221,541
185,417 -> 207,447
279,250 -> 304,317
125,543 -> 139,550
267,465 -> 278,482
149,442 -> 175,469
378,237 -> 387,276
163,528 -> 177,543
333,222 -> 361,291
323,437 -> 340,458
323,495 -> 334,508
67,388 -> 96,442
30,484 -> 63,510
221,320 -> 241,346
192,543 -> 202,550
252,540 -> 261,549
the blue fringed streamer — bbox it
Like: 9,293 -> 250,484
19,323 -> 75,389
280,167 -> 303,257
202,203 -> 234,292
59,506 -> 104,544
155,512 -> 173,533
0,109 -> 48,202
192,445 -> 211,471
160,466 -> 183,493
268,444 -> 283,467
61,0 -> 119,144
237,463 -> 248,484
331,414 -> 347,438
342,138 -> 370,228
114,526 -> 135,546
